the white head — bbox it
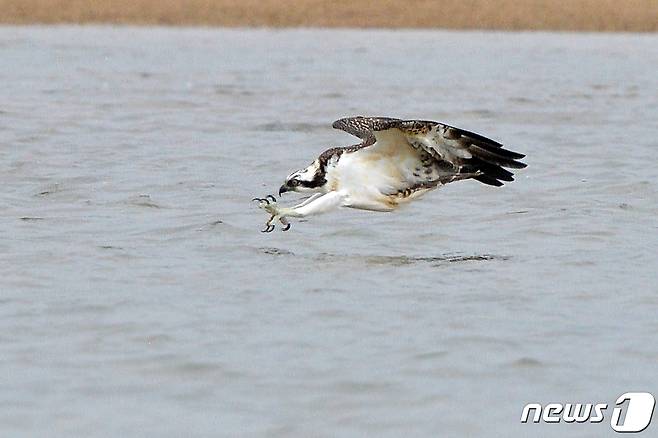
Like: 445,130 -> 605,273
279,160 -> 326,196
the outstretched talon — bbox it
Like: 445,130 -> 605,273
254,195 -> 291,232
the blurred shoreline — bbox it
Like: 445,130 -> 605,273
1,0 -> 657,32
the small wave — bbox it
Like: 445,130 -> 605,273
509,96 -> 536,104
316,253 -> 508,267
126,194 -> 164,209
509,357 -> 544,368
462,109 -> 496,118
260,247 -> 295,256
321,92 -> 345,99
34,183 -> 62,197
254,122 -> 325,133
214,85 -> 254,96
365,254 -> 506,266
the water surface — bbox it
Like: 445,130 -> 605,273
1,26 -> 657,437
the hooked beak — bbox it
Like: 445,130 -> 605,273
278,185 -> 289,196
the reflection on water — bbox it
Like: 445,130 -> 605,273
259,247 -> 510,267
316,253 -> 508,267
1,26 -> 657,438
260,247 -> 295,256
261,248 -> 507,266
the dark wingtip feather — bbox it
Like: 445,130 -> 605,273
502,159 -> 527,169
474,174 -> 504,187
470,159 -> 515,182
494,148 -> 526,160
456,128 -> 504,148
469,145 -> 527,169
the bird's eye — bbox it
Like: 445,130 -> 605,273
290,179 -> 300,186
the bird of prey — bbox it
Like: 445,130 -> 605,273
254,116 -> 526,232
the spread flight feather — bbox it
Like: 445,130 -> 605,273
255,116 -> 527,232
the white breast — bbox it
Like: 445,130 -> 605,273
325,143 -> 424,211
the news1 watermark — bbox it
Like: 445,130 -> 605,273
521,392 -> 655,433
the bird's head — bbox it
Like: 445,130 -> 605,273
279,160 -> 326,196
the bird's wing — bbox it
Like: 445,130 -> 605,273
332,116 -> 527,186
332,116 -> 402,141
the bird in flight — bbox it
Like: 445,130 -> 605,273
254,116 -> 526,232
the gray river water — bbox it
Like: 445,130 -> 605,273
1,26 -> 657,437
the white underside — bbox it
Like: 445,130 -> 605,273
280,130 -> 450,218
326,129 -> 443,211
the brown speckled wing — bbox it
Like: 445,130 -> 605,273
332,116 -> 401,141
334,116 -> 527,187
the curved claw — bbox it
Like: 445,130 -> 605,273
281,223 -> 291,231
252,197 -> 266,203
266,194 -> 277,203
261,224 -> 275,233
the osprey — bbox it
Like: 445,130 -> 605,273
254,116 -> 526,232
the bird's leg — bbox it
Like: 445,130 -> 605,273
254,191 -> 344,232
254,195 -> 292,232
253,196 -> 277,232
253,195 -> 292,232
279,216 -> 291,231
262,213 -> 276,233
291,193 -> 323,209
